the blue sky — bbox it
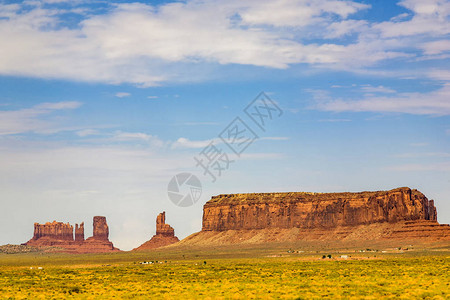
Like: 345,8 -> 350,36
0,0 -> 449,250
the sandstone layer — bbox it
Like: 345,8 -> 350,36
24,216 -> 120,253
178,187 -> 449,246
133,212 -> 179,251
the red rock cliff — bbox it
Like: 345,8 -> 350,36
75,222 -> 84,242
92,216 -> 109,240
156,212 -> 175,237
202,187 -> 438,231
31,221 -> 74,241
25,216 -> 119,253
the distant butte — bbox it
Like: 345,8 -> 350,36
133,212 -> 179,251
178,187 -> 450,246
24,216 -> 120,253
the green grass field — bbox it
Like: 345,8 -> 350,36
1,245 -> 449,299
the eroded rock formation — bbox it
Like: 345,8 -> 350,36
133,212 -> 179,251
32,221 -> 74,241
75,223 -> 84,242
92,216 -> 109,240
202,187 -> 438,231
25,216 -> 119,253
178,187 -> 449,246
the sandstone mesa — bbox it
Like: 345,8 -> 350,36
180,187 -> 450,245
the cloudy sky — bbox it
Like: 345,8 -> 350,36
0,0 -> 449,250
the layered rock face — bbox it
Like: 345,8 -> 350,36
202,187 -> 437,231
75,223 -> 84,242
78,216 -> 118,253
156,212 -> 175,236
25,216 -> 119,253
133,212 -> 179,251
182,187 -> 449,245
92,216 -> 109,240
32,221 -> 74,241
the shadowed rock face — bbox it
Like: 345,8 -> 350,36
75,222 -> 84,242
133,212 -> 179,251
202,187 -> 438,231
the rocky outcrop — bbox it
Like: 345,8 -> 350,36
92,216 -> 109,240
156,212 -> 175,236
179,187 -> 449,245
133,212 -> 179,251
79,216 -> 118,253
75,223 -> 84,242
202,187 -> 438,231
24,216 -> 120,253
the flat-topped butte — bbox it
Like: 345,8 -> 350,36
206,187 -> 421,206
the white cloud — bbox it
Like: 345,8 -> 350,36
115,92 -> 131,98
374,0 -> 450,38
421,40 -> 450,55
171,136 -> 289,149
238,0 -> 369,27
0,0 -> 430,86
314,84 -> 450,115
171,137 -> 216,149
325,20 -> 368,38
111,131 -> 166,148
0,101 -> 82,135
76,129 -> 99,137
147,96 -> 158,99
428,69 -> 450,81
361,85 -> 396,94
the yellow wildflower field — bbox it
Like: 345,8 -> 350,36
0,249 -> 449,299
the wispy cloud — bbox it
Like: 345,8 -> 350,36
386,162 -> 450,172
171,137 -> 216,149
115,92 -> 131,98
313,84 -> 450,115
76,129 -> 100,137
409,142 -> 428,147
240,152 -> 284,160
361,85 -> 396,94
0,101 -> 82,135
171,135 -> 289,149
111,131 -> 166,147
